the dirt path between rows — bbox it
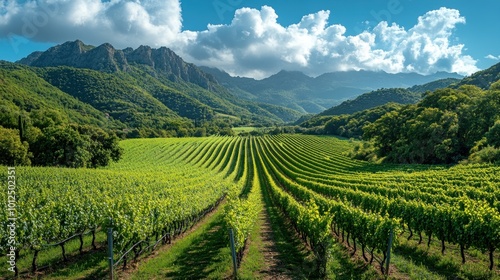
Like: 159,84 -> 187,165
257,208 -> 293,280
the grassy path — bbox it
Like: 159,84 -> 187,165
122,203 -> 233,280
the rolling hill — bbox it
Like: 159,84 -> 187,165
318,88 -> 419,116
0,62 -> 125,130
454,62 -> 500,89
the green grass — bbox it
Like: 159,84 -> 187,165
41,249 -> 109,280
0,231 -> 108,279
126,205 -> 233,280
391,233 -> 500,280
391,251 -> 446,280
215,112 -> 241,120
236,210 -> 267,279
232,126 -> 258,134
326,242 -> 383,280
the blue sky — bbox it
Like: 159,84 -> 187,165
1,0 -> 499,78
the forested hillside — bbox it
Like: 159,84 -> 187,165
0,63 -> 122,129
454,62 -> 500,89
322,103 -> 402,138
16,40 -> 302,125
408,78 -> 461,93
301,78 -> 458,131
297,61 -> 500,165
0,41 -> 304,168
358,82 -> 500,164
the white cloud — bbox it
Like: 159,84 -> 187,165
0,1 -> 478,78
0,0 -> 182,48
486,54 -> 500,61
178,6 -> 478,78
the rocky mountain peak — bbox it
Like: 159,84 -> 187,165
20,40 -> 88,68
127,45 -> 154,67
17,40 -> 218,89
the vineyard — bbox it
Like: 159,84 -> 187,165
1,135 -> 499,279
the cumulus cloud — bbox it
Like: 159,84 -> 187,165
485,54 -> 500,61
178,6 -> 478,78
0,0 -> 182,48
0,1 -> 478,78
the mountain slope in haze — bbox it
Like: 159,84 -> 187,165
408,78 -> 461,93
300,62 -> 500,143
318,77 -> 461,117
201,66 -> 462,114
318,63 -> 500,119
17,40 -> 301,124
302,77 -> 461,128
454,62 -> 500,89
318,88 -> 419,116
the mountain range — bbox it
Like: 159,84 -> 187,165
10,40 -> 303,129
1,40 -> 490,138
201,66 -> 462,114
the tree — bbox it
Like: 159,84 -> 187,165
361,87 -> 486,164
194,127 -> 207,137
0,126 -> 31,166
485,121 -> 500,148
30,109 -> 68,129
73,125 -> 123,167
0,104 -> 19,129
32,125 -> 91,168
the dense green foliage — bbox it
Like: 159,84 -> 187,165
2,59 -> 295,166
301,87 -> 429,131
321,103 -> 402,138
0,126 -> 31,165
300,77 -> 461,131
35,66 -> 185,128
30,124 -> 122,168
0,137 -> 246,275
455,63 -> 500,89
0,62 -> 120,129
297,103 -> 402,138
295,62 -> 500,165
361,84 -> 500,164
0,97 -> 122,168
0,60 -> 301,141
